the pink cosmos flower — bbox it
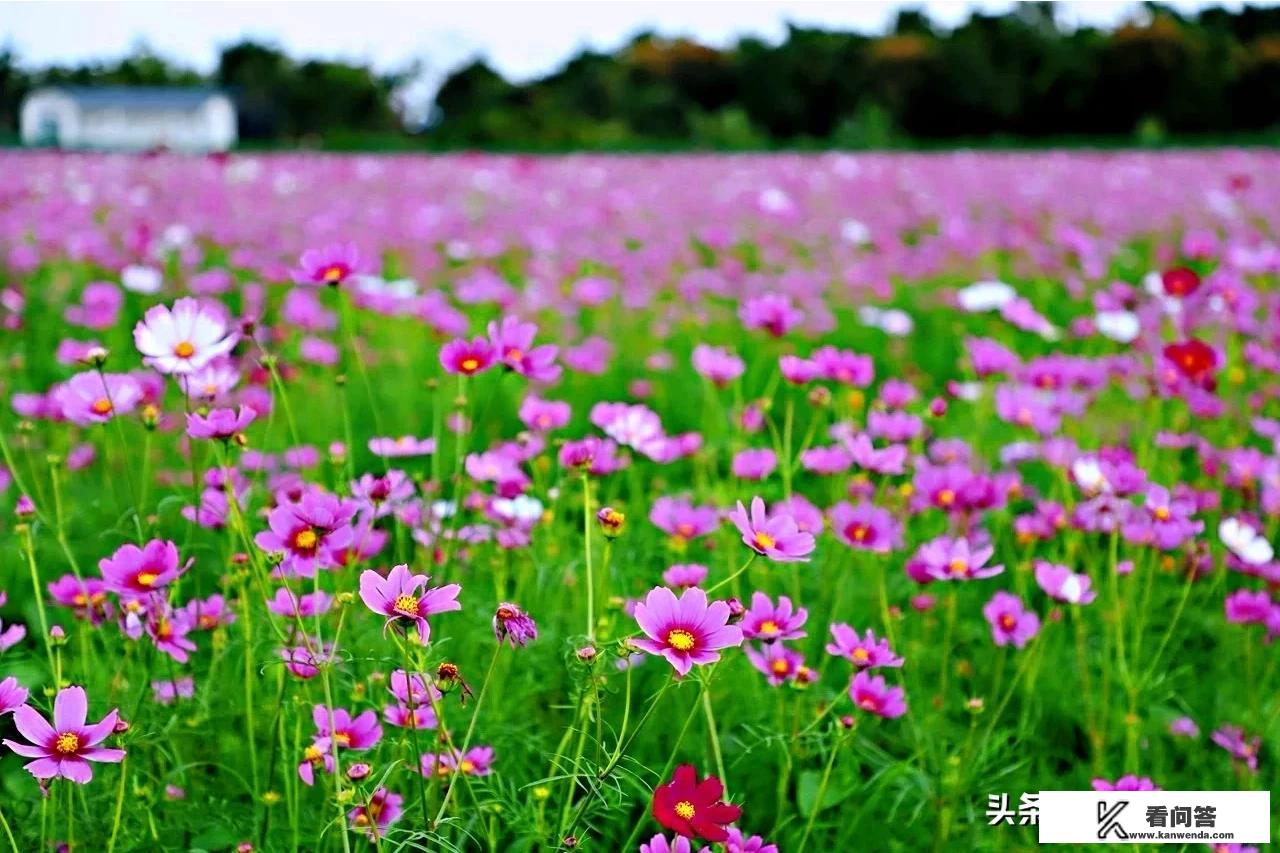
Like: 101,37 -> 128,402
2,685 -> 125,783
829,501 -> 901,553
1212,725 -> 1260,773
493,602 -> 538,647
725,828 -> 779,853
99,539 -> 188,598
350,470 -> 414,518
632,586 -> 743,677
347,787 -> 403,838
745,642 -> 806,685
368,435 -> 437,457
740,293 -> 803,337
731,448 -> 777,481
295,242 -> 363,286
917,536 -> 1004,581
848,670 -> 907,718
518,395 -> 571,432
740,591 -> 807,642
650,496 -> 719,542
641,834 -> 711,853
488,315 -> 560,382
1033,561 -> 1096,604
358,564 -> 461,645
811,345 -> 874,386
421,746 -> 495,777
133,297 -> 239,375
0,676 -> 28,715
254,491 -> 358,577
54,371 -> 143,425
728,496 -> 815,562
982,592 -> 1040,648
692,345 -> 745,387
662,564 -> 708,589
1092,776 -> 1158,791
186,405 -> 256,440
440,336 -> 495,376
779,354 -> 820,385
825,625 -> 903,668
1169,716 -> 1199,738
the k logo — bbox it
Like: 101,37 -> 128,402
1097,800 -> 1129,840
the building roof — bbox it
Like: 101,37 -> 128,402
34,86 -> 227,111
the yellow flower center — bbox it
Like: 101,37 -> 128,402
937,489 -> 955,507
173,341 -> 195,358
304,744 -> 323,762
999,614 -> 1016,630
333,732 -> 351,747
674,801 -> 696,820
1153,506 -> 1171,521
460,357 -> 479,372
393,594 -> 420,616
666,629 -> 696,651
759,619 -> 779,635
91,398 -> 113,415
948,558 -> 969,576
54,732 -> 81,754
322,265 -> 345,282
293,528 -> 319,552
505,347 -> 524,363
135,571 -> 159,587
754,531 -> 776,550
851,647 -> 870,663
459,759 -> 476,774
850,524 -> 869,541
770,659 -> 791,675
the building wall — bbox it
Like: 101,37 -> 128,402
20,91 -> 238,152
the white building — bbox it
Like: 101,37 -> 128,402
20,87 -> 237,152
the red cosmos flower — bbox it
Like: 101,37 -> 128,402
652,764 -> 741,842
1160,267 -> 1201,298
1163,338 -> 1218,385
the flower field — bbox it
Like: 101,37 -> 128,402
0,150 -> 1277,851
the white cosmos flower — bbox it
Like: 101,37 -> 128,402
840,218 -> 871,245
133,297 -> 239,375
492,494 -> 544,523
1219,517 -> 1274,566
1096,310 -> 1140,343
1071,457 -> 1110,494
121,264 -> 163,294
958,280 -> 1016,313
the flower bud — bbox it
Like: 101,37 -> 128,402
596,507 -> 625,538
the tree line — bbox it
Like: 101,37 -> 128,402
3,3 -> 1280,149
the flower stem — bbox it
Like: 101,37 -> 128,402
797,726 -> 847,853
582,472 -> 595,641
434,642 -> 503,827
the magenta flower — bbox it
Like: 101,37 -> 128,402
731,448 -> 778,481
421,746 -> 495,777
1033,561 -> 1096,604
632,586 -> 743,677
779,354 -> 820,385
1092,775 -> 1158,791
358,564 -> 461,645
728,497 -> 815,563
2,685 -> 125,783
740,592 -> 807,642
367,435 -> 437,457
811,345 -> 873,386
0,676 -> 28,715
1169,716 -> 1199,738
254,491 -> 357,577
848,670 -> 907,719
492,602 -> 538,647
133,297 -> 239,375
825,625 -> 903,668
518,395 -> 572,432
99,539 -> 187,598
740,293 -> 803,338
829,501 -> 901,553
745,642 -> 806,686
186,405 -> 256,441
650,496 -> 719,542
1212,725 -> 1260,773
982,592 -> 1040,648
917,536 -> 1003,581
347,786 -> 403,838
692,344 -> 745,387
641,834 -> 712,853
440,336 -> 495,376
53,371 -> 143,425
725,828 -> 779,853
662,564 -> 708,588
295,242 -> 363,286
488,315 -> 560,382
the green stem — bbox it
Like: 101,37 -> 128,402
797,727 -> 846,853
434,643 -> 503,827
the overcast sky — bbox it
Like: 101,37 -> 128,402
0,0 -> 1248,95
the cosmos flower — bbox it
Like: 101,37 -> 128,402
825,625 -> 903,668
829,501 -> 901,553
492,602 -> 538,647
1211,725 -> 1260,773
440,336 -> 495,376
0,676 -> 29,715
739,592 -> 807,642
744,642 -> 806,686
731,449 -> 777,481
631,586 -> 742,677
347,787 -> 403,838
254,491 -> 358,577
133,298 -> 239,375
54,371 -> 143,425
1220,517 -> 1274,566
662,564 -> 707,588
99,539 -> 188,598
358,564 -> 461,645
724,828 -> 779,853
295,242 -> 363,287
728,496 -> 815,562
421,746 -> 495,777
848,670 -> 908,719
186,406 -> 256,441
651,764 -> 742,842
1,685 -> 125,783
982,592 -> 1040,648
1091,776 -> 1158,791
916,536 -> 1003,581
640,834 -> 711,853
692,345 -> 745,386
367,435 -> 437,457
650,497 -> 719,542
1033,561 -> 1096,604
488,315 -> 560,382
